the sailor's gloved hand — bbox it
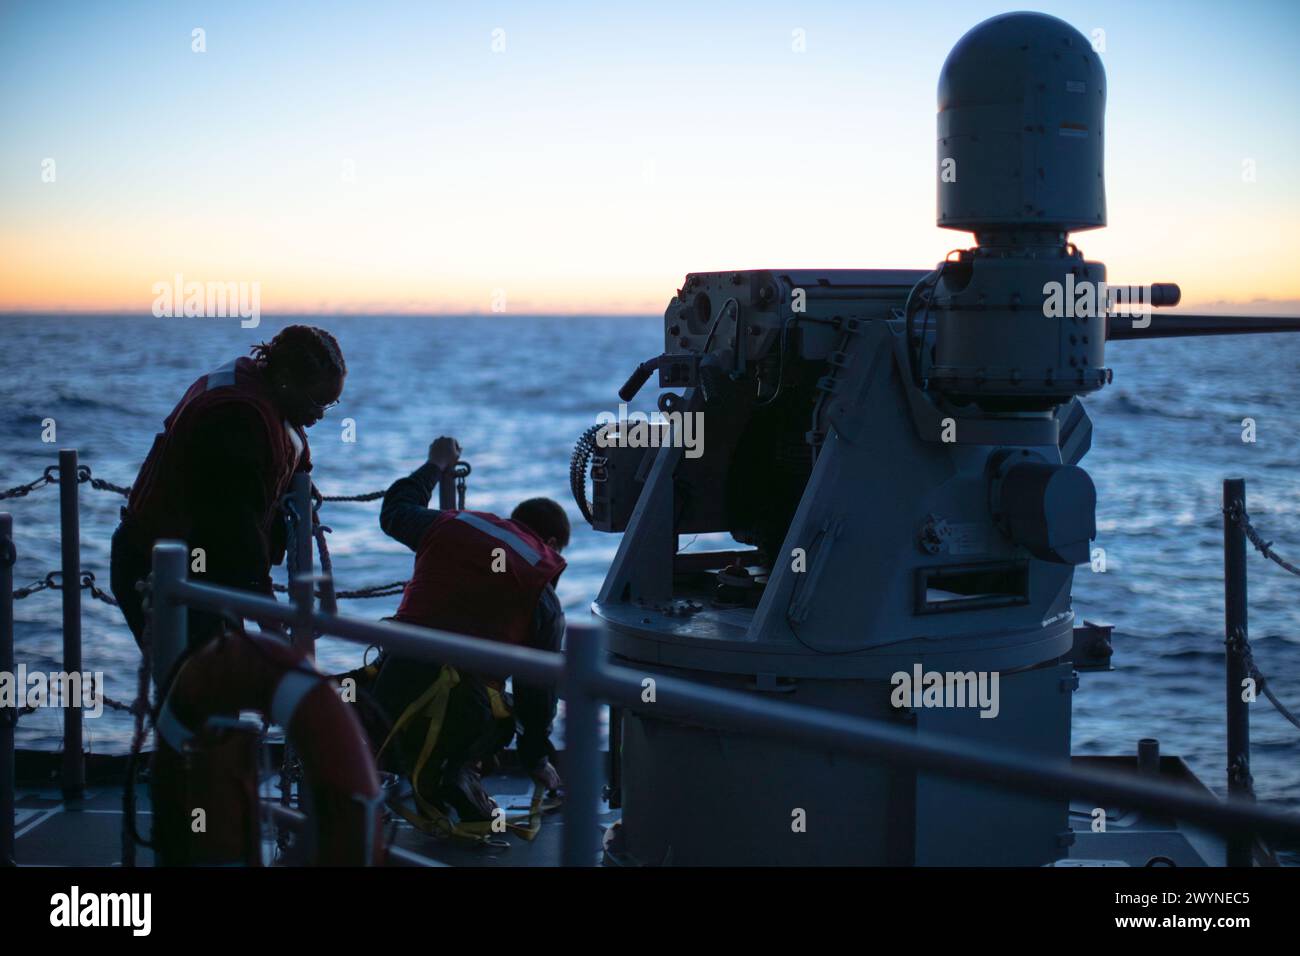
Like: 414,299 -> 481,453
529,757 -> 563,793
428,436 -> 462,471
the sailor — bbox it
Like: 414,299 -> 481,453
110,325 -> 346,660
371,436 -> 568,827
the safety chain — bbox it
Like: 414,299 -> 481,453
317,489 -> 385,503
1,459 -> 472,601
0,463 -> 405,506
0,466 -> 58,500
1226,503 -> 1300,578
5,660 -> 145,727
0,464 -> 132,501
270,579 -> 408,599
12,569 -> 119,605
75,465 -> 132,497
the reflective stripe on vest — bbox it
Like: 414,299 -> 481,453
205,358 -> 239,391
454,511 -> 541,566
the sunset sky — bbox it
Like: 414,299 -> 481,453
2,0 -> 1298,316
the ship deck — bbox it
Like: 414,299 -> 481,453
9,749 -> 618,868
8,750 -> 1284,867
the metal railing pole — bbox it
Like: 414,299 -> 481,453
606,705 -> 623,810
438,466 -> 457,511
561,626 -> 604,866
58,449 -> 84,802
1223,477 -> 1255,866
289,473 -> 315,661
284,474 -> 315,812
1,513 -> 16,866
150,542 -> 189,693
161,576 -> 1300,846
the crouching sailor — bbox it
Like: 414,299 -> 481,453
371,435 -> 568,837
110,325 -> 346,657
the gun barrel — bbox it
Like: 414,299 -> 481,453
1107,314 -> 1300,340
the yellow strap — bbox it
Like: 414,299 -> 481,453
505,783 -> 546,842
375,665 -> 460,765
376,666 -> 546,846
487,685 -> 512,721
407,672 -> 460,814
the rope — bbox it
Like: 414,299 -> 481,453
1228,504 -> 1300,578
313,512 -> 338,614
1240,642 -> 1300,731
1223,504 -> 1300,731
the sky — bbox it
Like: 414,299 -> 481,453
1,0 -> 1298,316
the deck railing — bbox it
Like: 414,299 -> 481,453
4,452 -> 1300,867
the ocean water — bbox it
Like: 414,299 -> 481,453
2,314 -> 1298,812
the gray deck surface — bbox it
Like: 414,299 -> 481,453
12,769 -> 618,867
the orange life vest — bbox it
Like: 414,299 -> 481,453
393,510 -> 566,649
123,356 -> 310,545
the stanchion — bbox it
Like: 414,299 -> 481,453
150,541 -> 189,692
1,513 -> 16,865
561,626 -> 605,866
1223,477 -> 1256,867
58,450 -> 84,802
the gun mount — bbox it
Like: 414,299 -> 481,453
571,12 -> 1300,866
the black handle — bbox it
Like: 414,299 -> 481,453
619,356 -> 662,402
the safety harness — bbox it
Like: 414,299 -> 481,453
376,665 -> 547,847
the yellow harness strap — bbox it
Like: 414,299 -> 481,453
376,665 -> 545,845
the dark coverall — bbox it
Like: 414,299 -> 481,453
371,460 -> 563,812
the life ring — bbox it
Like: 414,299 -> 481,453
150,629 -> 385,866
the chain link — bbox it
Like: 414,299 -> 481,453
3,461 -> 469,511
75,465 -> 131,497
317,489 -> 385,502
12,569 -> 119,605
2,457 -> 419,600
271,579 -> 408,599
0,466 -> 58,500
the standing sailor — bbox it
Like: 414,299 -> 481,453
372,436 -> 568,828
110,325 -> 346,661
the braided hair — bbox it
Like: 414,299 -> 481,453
250,325 -> 346,386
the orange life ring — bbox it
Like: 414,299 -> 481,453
150,629 -> 385,866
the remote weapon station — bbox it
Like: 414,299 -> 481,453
570,12 -> 1300,865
